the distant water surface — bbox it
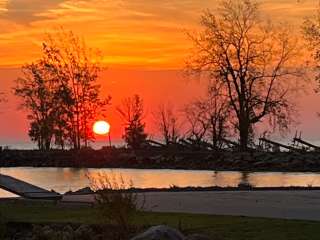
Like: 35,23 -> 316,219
1,167 -> 320,197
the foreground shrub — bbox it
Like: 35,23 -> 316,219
89,173 -> 144,235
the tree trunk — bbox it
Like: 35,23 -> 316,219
239,119 -> 249,152
45,140 -> 51,151
37,139 -> 41,151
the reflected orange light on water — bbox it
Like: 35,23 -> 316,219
2,168 -> 320,198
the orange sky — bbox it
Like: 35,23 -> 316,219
1,0 -> 320,148
0,0 -> 317,68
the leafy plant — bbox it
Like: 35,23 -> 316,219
88,173 -> 144,235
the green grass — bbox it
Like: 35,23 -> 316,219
1,200 -> 320,240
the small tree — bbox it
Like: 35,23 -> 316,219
184,82 -> 231,149
184,102 -> 209,147
15,62 -> 56,150
187,0 -> 303,150
153,103 -> 180,145
117,95 -> 147,149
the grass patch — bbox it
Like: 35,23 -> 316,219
1,200 -> 320,240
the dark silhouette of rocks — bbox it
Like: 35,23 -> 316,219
0,148 -> 320,172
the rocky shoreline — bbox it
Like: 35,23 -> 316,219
0,148 -> 320,172
64,186 -> 320,196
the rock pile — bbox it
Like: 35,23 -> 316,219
1,148 -> 320,171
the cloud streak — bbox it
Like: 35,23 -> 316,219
1,0 -> 65,23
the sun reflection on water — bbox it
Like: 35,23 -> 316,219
1,168 -> 320,197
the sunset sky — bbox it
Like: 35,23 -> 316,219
1,0 -> 320,148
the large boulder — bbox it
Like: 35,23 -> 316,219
131,225 -> 185,240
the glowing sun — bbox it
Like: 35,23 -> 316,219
93,121 -> 110,135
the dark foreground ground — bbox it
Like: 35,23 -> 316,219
1,148 -> 320,172
0,200 -> 320,240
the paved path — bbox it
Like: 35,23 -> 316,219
62,191 -> 320,221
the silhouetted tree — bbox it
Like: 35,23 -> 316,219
153,103 -> 180,145
15,62 -> 56,150
184,102 -> 209,147
187,0 -> 302,151
41,30 -> 110,149
184,82 -> 231,150
117,95 -> 147,150
203,82 -> 231,149
15,29 -> 110,150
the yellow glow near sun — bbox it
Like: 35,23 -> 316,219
93,120 -> 110,135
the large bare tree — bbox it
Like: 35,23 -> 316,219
187,0 -> 302,150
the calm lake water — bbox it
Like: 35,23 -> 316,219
1,167 -> 320,197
